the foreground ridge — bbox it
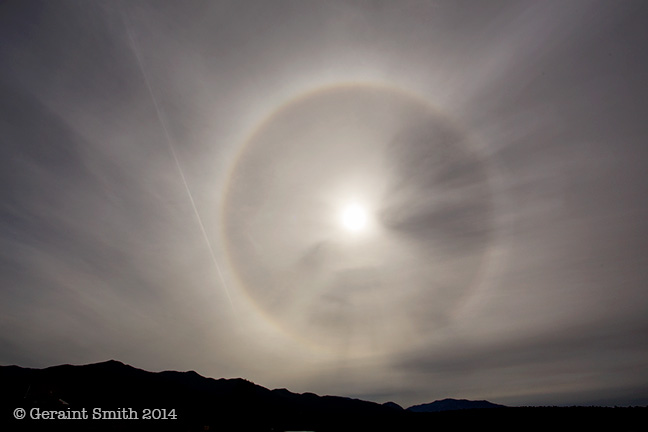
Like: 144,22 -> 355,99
1,361 -> 645,432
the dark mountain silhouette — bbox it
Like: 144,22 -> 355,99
382,401 -> 404,411
1,360 -> 405,431
1,360 -> 645,431
408,397 -> 506,412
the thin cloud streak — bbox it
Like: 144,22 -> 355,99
123,12 -> 234,311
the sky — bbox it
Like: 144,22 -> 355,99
1,0 -> 648,408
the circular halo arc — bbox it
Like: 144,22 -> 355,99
219,81 -> 496,355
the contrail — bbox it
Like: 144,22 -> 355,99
123,15 -> 235,311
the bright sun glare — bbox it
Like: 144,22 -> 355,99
340,204 -> 368,232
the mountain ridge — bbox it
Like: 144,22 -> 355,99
1,359 -> 498,410
0,360 -> 406,430
1,360 -> 644,431
408,397 -> 506,412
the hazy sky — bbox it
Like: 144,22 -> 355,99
2,0 -> 648,408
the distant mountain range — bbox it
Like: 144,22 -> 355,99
1,360 -> 644,431
408,397 -> 506,412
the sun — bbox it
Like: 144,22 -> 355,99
340,203 -> 369,232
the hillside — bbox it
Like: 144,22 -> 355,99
1,361 -> 644,431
